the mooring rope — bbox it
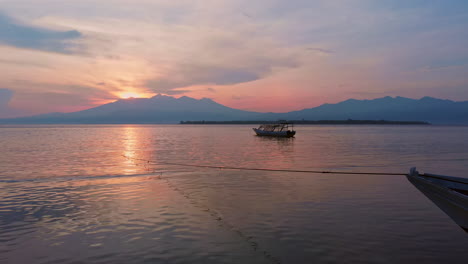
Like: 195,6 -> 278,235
123,155 -> 407,176
158,171 -> 281,264
126,155 -> 282,264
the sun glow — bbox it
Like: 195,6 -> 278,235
119,92 -> 145,99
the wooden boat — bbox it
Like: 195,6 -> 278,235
253,123 -> 296,137
407,167 -> 468,232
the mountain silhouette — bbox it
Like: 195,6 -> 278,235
1,95 -> 467,124
276,96 -> 468,124
0,94 -> 262,124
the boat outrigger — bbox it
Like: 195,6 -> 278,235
253,123 -> 296,137
407,168 -> 468,232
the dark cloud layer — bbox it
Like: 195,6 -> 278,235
142,83 -> 190,95
146,65 -> 264,94
0,12 -> 82,53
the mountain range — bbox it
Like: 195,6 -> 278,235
1,95 -> 468,124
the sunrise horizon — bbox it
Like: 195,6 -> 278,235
2,1 -> 468,119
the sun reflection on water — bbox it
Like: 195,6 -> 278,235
122,126 -> 139,174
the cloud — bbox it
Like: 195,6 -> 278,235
143,84 -> 189,95
0,88 -> 30,118
0,12 -> 82,54
138,24 -> 301,94
0,88 -> 13,107
146,65 -> 260,94
1,0 -> 468,114
0,58 -> 53,69
306,47 -> 333,55
231,95 -> 254,100
8,83 -> 119,116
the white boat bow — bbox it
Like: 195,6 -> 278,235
407,167 -> 468,232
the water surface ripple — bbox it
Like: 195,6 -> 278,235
1,125 -> 467,263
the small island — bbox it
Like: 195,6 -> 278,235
180,119 -> 431,125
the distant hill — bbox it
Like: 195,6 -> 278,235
269,96 -> 468,125
0,95 -> 262,124
1,95 -> 467,124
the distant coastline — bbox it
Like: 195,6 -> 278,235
180,120 -> 431,125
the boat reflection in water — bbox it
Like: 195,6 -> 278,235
252,122 -> 296,137
407,168 -> 468,232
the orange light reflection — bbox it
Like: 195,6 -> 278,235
122,126 -> 139,174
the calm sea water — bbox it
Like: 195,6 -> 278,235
1,125 -> 467,264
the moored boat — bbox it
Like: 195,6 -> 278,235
253,123 -> 296,137
407,167 -> 468,232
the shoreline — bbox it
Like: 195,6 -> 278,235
180,120 -> 431,125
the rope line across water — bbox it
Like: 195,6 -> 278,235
123,155 -> 407,176
127,155 -> 282,264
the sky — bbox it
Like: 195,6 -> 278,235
1,0 -> 468,117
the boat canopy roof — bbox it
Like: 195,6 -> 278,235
258,123 -> 293,132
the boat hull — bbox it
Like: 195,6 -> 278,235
253,128 -> 296,137
407,172 -> 468,232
